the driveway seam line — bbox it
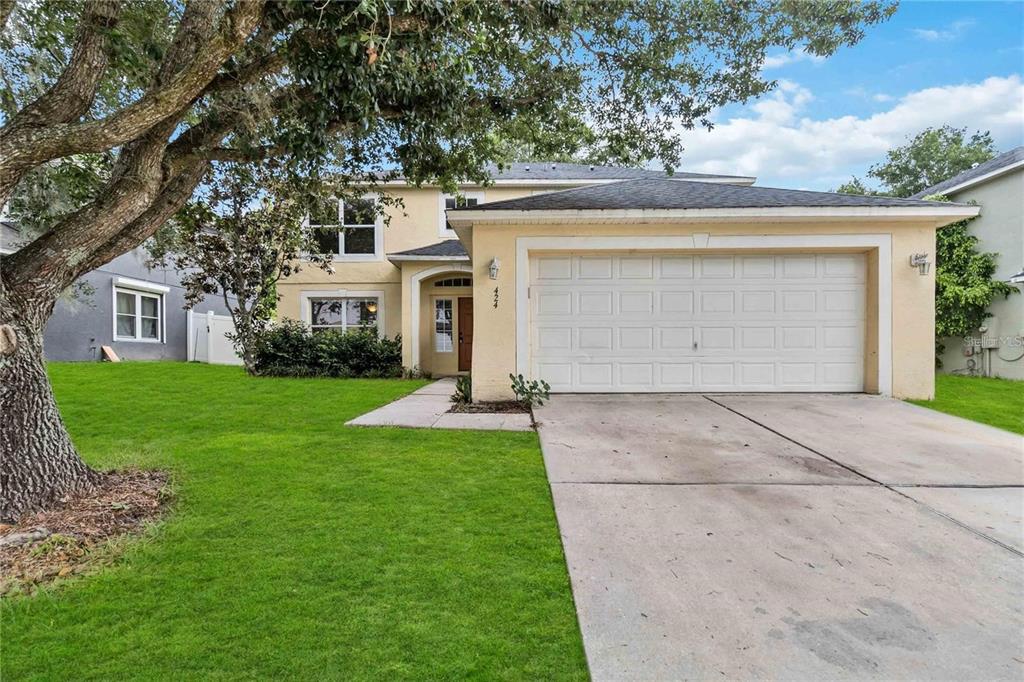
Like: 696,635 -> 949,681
701,395 -> 886,485
701,395 -> 1024,559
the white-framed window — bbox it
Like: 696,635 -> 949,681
434,277 -> 472,288
114,288 -> 163,342
309,296 -> 379,333
309,194 -> 381,260
439,191 -> 484,238
434,298 -> 453,352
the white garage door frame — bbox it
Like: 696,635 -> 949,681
515,234 -> 892,395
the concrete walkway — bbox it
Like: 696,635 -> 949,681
535,394 -> 1024,681
346,378 -> 533,431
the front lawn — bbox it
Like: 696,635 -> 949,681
2,364 -> 587,680
909,374 -> 1024,435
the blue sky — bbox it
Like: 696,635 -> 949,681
673,1 -> 1024,190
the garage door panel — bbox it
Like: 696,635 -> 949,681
530,253 -> 866,392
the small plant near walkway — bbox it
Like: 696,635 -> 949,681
451,374 -> 473,405
510,374 -> 552,408
253,320 -> 402,378
449,374 -> 528,414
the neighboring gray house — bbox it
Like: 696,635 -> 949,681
912,147 -> 1024,379
1,221 -> 235,362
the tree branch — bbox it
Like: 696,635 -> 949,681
75,161 -> 210,277
0,0 -> 265,201
1,1 -> 119,131
0,0 -> 16,32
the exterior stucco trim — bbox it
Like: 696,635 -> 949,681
514,233 -> 893,396
114,276 -> 171,294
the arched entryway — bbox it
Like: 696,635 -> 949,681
407,264 -> 474,374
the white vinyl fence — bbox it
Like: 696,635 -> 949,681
188,310 -> 243,365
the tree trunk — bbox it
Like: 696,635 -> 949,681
0,294 -> 96,522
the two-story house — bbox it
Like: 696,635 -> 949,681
276,162 -> 976,402
276,163 -> 756,377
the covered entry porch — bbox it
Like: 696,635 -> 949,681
390,240 -> 474,377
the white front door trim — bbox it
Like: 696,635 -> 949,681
409,264 -> 473,369
515,234 -> 893,395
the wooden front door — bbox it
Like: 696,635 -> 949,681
457,297 -> 473,371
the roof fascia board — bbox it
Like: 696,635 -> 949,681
447,205 -> 980,228
926,159 -> 1024,197
386,254 -> 470,263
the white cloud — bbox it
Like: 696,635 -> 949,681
762,48 -> 826,70
843,86 -> 894,103
676,75 -> 1024,188
911,19 -> 975,42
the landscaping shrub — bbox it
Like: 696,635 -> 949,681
452,374 -> 472,404
254,320 -> 403,378
510,373 -> 551,408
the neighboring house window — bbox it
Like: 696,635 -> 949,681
115,288 -> 162,342
435,277 -> 472,287
434,299 -> 453,352
309,297 -> 378,333
439,191 -> 483,237
309,195 -> 380,259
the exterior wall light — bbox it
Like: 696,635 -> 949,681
1008,269 -> 1024,285
489,257 -> 501,280
909,253 -> 931,276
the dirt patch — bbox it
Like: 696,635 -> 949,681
0,469 -> 171,596
449,401 -> 529,414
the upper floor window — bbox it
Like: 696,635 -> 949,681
439,191 -> 483,238
309,194 -> 381,260
115,288 -> 162,342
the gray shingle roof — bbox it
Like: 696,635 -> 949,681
388,239 -> 467,259
452,177 -> 959,212
910,147 -> 1024,199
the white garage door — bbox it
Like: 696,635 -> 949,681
530,253 -> 866,392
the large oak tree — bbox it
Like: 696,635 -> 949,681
0,0 -> 895,520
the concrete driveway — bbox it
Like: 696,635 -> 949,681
535,394 -> 1024,680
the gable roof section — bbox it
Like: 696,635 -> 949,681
389,162 -> 755,186
387,239 -> 468,262
447,177 -> 979,227
910,146 -> 1024,199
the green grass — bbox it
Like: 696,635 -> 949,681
2,363 -> 587,681
909,374 -> 1024,435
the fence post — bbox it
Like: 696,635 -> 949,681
206,310 -> 215,363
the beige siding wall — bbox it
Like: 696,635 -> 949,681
470,221 -> 939,402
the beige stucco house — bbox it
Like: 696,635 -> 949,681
277,163 -> 976,401
911,147 -> 1024,380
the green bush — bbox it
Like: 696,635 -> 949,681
254,320 -> 403,378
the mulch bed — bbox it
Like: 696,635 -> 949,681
0,469 -> 171,596
448,401 -> 529,414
